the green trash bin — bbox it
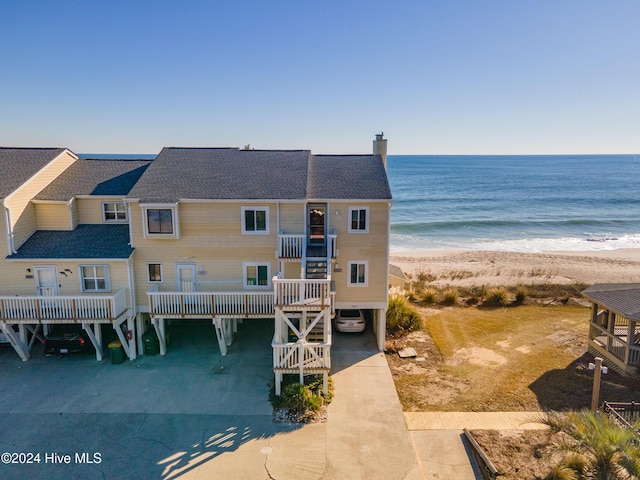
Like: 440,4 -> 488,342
108,341 -> 125,364
143,330 -> 159,355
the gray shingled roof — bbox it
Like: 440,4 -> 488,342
0,148 -> 68,199
6,224 -> 133,260
127,148 -> 392,202
308,155 -> 392,200
582,284 -> 640,321
35,159 -> 152,201
127,148 -> 311,202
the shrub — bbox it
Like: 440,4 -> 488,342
387,296 -> 423,333
415,268 -> 437,283
421,288 -> 438,305
514,285 -> 528,303
282,382 -> 322,414
440,288 -> 459,306
270,374 -> 332,415
485,287 -> 508,306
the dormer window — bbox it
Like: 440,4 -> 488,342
102,202 -> 127,222
142,204 -> 179,238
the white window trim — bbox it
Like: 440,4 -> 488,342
141,204 -> 179,239
243,262 -> 271,288
102,201 -> 127,222
347,261 -> 368,287
80,265 -> 111,292
147,263 -> 163,284
348,206 -> 369,234
241,206 -> 270,235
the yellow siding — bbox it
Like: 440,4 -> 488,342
77,198 -> 118,224
0,260 -> 130,301
4,151 -> 77,249
0,208 -> 8,256
328,201 -> 390,305
279,202 -> 305,233
130,201 -> 279,306
34,203 -> 72,230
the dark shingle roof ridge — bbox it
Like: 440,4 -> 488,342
165,147 -> 239,150
0,146 -> 68,151
80,157 -> 154,162
314,153 -> 377,157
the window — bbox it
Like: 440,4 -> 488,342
348,261 -> 368,287
348,207 -> 369,233
142,205 -> 179,238
81,265 -> 110,292
242,207 -> 269,234
147,263 -> 163,283
102,202 -> 127,222
147,209 -> 173,234
244,263 -> 270,287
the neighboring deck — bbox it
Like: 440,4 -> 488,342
0,288 -> 129,324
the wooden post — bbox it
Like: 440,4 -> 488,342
591,357 -> 603,412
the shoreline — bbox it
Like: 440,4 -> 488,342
389,248 -> 640,287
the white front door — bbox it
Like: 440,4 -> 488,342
176,264 -> 197,292
35,266 -> 59,296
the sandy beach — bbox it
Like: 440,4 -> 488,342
390,248 -> 640,287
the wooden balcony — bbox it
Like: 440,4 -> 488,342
273,277 -> 333,312
147,288 -> 275,319
277,233 -> 337,260
148,278 -> 333,319
0,289 -> 128,324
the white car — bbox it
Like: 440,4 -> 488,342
335,309 -> 366,333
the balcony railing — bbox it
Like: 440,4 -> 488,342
277,233 -> 337,259
0,289 -> 128,323
273,277 -> 332,311
147,288 -> 275,318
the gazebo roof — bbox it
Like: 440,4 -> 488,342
582,283 -> 640,321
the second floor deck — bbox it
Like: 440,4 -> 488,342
147,277 -> 334,319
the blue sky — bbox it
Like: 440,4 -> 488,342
1,1 -> 638,154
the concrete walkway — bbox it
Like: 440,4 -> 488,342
405,411 -> 549,430
0,319 -> 549,480
405,411 -> 549,480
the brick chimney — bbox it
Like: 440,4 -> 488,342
373,133 -> 387,169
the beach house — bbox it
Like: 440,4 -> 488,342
0,136 -> 392,393
583,283 -> 640,375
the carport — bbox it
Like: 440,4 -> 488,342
0,291 -> 136,361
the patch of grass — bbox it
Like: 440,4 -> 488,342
421,288 -> 438,305
440,288 -> 459,306
387,296 -> 423,333
514,285 -> 528,304
392,304 -> 640,412
485,287 -> 509,306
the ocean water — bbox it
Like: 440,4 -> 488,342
387,155 -> 640,252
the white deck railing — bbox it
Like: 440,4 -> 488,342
147,290 -> 275,318
0,289 -> 128,322
273,277 -> 332,310
272,342 -> 331,370
278,234 -> 305,258
277,233 -> 337,259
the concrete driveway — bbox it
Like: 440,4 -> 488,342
0,319 -> 422,480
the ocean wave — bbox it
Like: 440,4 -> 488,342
391,218 -> 636,234
390,233 -> 640,253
